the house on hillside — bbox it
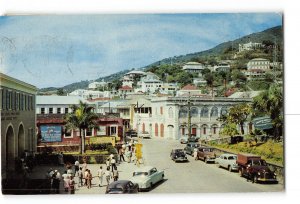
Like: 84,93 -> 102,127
238,42 -> 263,52
245,58 -> 270,79
214,62 -> 231,72
182,62 -> 205,73
177,84 -> 203,96
136,72 -> 163,94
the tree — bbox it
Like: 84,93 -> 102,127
64,101 -> 98,154
219,123 -> 239,137
226,103 -> 252,135
204,72 -> 214,97
57,88 -> 65,96
252,84 -> 283,140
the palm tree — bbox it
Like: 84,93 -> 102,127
252,84 -> 283,140
64,101 -> 98,154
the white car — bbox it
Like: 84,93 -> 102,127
215,153 -> 238,172
130,166 -> 164,191
138,131 -> 151,139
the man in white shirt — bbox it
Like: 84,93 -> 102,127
97,166 -> 104,187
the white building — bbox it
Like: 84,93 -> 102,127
99,100 -> 130,120
247,58 -> 270,71
177,84 -> 203,96
36,95 -> 90,115
121,75 -> 134,88
239,42 -> 263,52
137,72 -> 163,94
214,63 -> 231,72
68,89 -> 116,99
88,81 -> 108,90
183,62 -> 205,73
131,96 -> 253,141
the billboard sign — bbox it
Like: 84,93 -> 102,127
40,125 -> 62,142
252,116 -> 273,130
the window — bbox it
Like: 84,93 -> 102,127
57,108 -> 61,114
211,107 -> 218,117
49,107 -> 53,114
160,107 -> 163,115
110,126 -> 117,136
41,108 -> 45,114
191,107 -> 198,118
86,128 -> 93,137
65,108 -> 69,114
200,107 -> 209,118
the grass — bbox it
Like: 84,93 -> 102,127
210,140 -> 284,166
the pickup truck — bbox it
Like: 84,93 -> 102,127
237,153 -> 277,183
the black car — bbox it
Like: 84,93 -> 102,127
125,130 -> 138,142
170,149 -> 188,162
105,180 -> 139,194
184,142 -> 201,155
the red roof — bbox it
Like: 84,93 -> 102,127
181,84 -> 198,90
119,85 -> 133,90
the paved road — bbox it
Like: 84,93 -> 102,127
74,138 -> 284,194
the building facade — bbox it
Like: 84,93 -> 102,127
182,62 -> 205,73
131,96 -> 252,140
1,73 -> 37,178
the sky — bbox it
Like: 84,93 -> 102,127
0,13 -> 282,88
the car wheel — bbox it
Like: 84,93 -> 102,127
217,163 -> 221,168
149,183 -> 153,190
204,158 -> 207,163
228,166 -> 232,172
253,175 -> 258,183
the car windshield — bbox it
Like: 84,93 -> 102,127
133,172 -> 148,176
203,148 -> 213,152
108,188 -> 123,192
228,156 -> 237,160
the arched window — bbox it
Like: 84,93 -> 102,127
210,106 -> 218,118
160,124 -> 164,137
220,107 -> 228,116
200,107 -> 209,118
168,107 -> 174,118
155,123 -> 158,137
179,107 -> 188,118
191,107 -> 198,118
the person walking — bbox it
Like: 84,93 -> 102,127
193,148 -> 198,160
104,167 -> 112,186
97,166 -> 104,187
62,171 -> 70,192
69,176 -> 75,194
84,169 -> 89,186
119,148 -> 125,163
110,156 -> 116,172
86,169 -> 93,189
106,158 -> 110,169
74,160 -> 80,174
112,167 -> 119,182
78,167 -> 83,187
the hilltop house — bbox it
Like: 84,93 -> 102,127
182,62 -> 205,73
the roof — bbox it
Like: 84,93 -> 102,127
185,62 -> 203,65
101,100 -> 129,108
87,97 -> 111,102
119,85 -> 133,90
125,70 -> 146,75
133,166 -> 155,172
228,91 -> 262,99
108,180 -> 132,188
249,58 -> 269,61
181,84 -> 198,90
36,96 -> 87,105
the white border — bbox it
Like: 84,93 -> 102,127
1,0 -> 300,204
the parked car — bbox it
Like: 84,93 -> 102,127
197,147 -> 216,163
130,166 -> 164,191
105,180 -> 139,194
215,153 -> 238,172
179,136 -> 189,144
138,131 -> 151,139
170,149 -> 188,162
125,130 -> 138,142
187,135 -> 200,143
184,142 -> 201,155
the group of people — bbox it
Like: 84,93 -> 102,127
47,168 -> 75,194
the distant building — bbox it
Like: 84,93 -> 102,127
177,84 -> 202,96
137,72 -> 163,94
182,62 -> 205,73
245,58 -> 270,79
118,85 -> 134,98
121,75 -> 134,88
214,63 -> 231,72
193,78 -> 207,86
1,73 -> 37,180
68,89 -> 116,99
239,42 -> 263,52
160,83 -> 179,95
88,80 -> 108,90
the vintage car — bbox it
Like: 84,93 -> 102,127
179,135 -> 189,144
184,142 -> 201,155
125,129 -> 138,142
215,153 -> 238,172
170,149 -> 188,162
138,131 -> 151,139
130,166 -> 164,191
197,147 -> 216,163
105,180 -> 139,194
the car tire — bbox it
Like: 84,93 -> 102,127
204,158 -> 207,163
228,166 -> 232,172
253,175 -> 258,183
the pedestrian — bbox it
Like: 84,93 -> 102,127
52,171 -> 60,194
193,148 -> 198,160
67,167 -> 73,177
84,169 -> 89,186
74,160 -> 80,174
106,158 -> 110,168
69,176 -> 75,194
119,148 -> 125,163
97,166 -> 104,187
62,171 -> 70,192
58,152 -> 64,166
82,160 -> 87,175
78,167 -> 83,187
104,167 -> 112,185
126,150 -> 132,163
112,167 -> 119,181
86,169 -> 93,189
110,156 -> 116,172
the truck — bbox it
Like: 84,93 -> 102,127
237,153 -> 277,183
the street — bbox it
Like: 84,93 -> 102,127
75,138 -> 284,194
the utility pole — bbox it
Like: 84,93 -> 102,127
187,92 -> 191,138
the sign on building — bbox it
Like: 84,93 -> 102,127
40,125 -> 62,142
252,116 -> 273,130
